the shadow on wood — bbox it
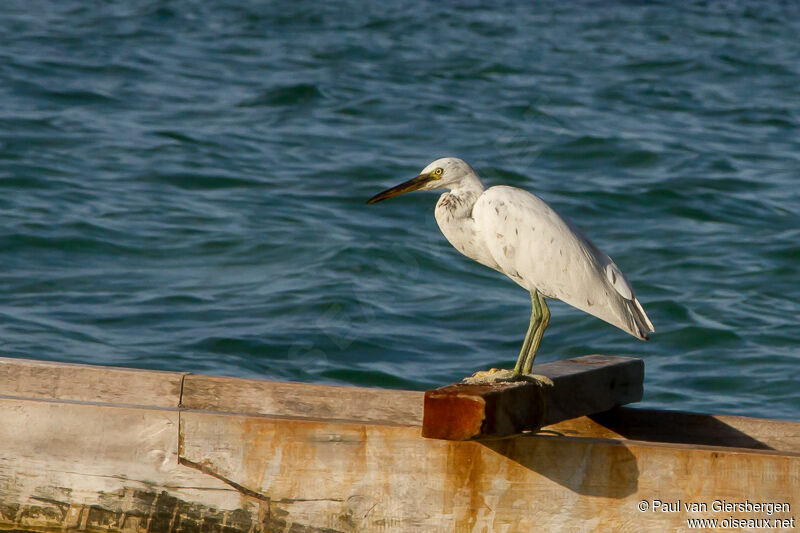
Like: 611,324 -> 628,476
480,434 -> 640,499
590,407 -> 775,450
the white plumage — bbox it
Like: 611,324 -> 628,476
368,157 -> 653,379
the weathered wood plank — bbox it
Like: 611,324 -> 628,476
0,356 -> 184,408
0,398 -> 267,532
181,374 -> 424,425
2,355 -> 797,452
180,410 -> 800,533
1,357 -> 799,532
423,355 -> 643,439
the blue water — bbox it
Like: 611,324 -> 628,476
1,1 -> 799,420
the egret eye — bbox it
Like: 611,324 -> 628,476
433,168 -> 444,178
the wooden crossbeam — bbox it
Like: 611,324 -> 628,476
422,354 -> 644,440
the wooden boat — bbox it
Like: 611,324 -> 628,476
0,355 -> 797,532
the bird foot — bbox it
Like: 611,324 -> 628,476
461,368 -> 554,386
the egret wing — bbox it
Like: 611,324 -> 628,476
472,186 -> 653,339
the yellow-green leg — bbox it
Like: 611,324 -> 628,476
513,291 -> 541,375
518,291 -> 550,375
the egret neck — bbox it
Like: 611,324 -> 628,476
434,173 -> 501,274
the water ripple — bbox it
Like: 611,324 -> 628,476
0,0 -> 799,420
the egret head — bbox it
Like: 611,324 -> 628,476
366,157 -> 478,204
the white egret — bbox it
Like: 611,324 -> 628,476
367,157 -> 654,382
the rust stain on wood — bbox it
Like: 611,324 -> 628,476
443,440 -> 493,532
181,411 -> 800,532
422,380 -> 550,440
422,389 -> 486,440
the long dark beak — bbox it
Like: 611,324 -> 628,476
366,173 -> 433,204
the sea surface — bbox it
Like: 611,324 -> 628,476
1,0 -> 799,420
